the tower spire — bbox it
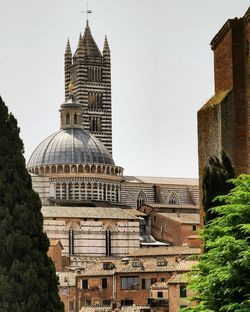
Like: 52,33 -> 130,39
65,38 -> 72,56
75,33 -> 85,59
64,38 -> 72,99
103,35 -> 110,51
103,35 -> 110,64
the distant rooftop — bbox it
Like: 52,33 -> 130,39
128,246 -> 201,257
42,206 -> 138,220
124,176 -> 198,185
158,213 -> 200,224
142,203 -> 198,209
79,306 -> 150,312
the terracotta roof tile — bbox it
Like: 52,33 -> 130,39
124,176 -> 198,186
80,257 -> 179,277
151,281 -> 169,289
158,213 -> 200,224
142,204 -> 198,209
42,206 -> 138,220
128,246 -> 201,257
167,273 -> 189,284
175,260 -> 198,272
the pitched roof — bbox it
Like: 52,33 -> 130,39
79,306 -> 150,312
123,208 -> 147,217
79,307 -> 111,312
41,206 -> 138,220
151,281 -> 169,289
158,213 -> 200,224
121,306 -> 150,312
124,176 -> 198,186
175,260 -> 198,272
80,257 -> 178,277
128,246 -> 201,257
167,273 -> 189,284
142,203 -> 198,209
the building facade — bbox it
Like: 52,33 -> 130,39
27,21 -> 200,260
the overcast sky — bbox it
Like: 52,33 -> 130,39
0,1 -> 249,178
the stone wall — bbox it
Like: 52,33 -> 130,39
43,218 -> 140,257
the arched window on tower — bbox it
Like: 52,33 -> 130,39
74,113 -> 78,124
88,92 -> 102,110
97,67 -> 102,82
89,117 -> 102,132
97,93 -> 102,109
168,192 -> 179,204
137,191 -> 147,208
66,113 -> 70,125
88,67 -> 94,81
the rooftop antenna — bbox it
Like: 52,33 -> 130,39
81,2 -> 92,23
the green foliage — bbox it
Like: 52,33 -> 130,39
183,175 -> 250,312
0,97 -> 63,311
202,151 -> 235,224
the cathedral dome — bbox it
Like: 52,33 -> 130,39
27,128 -> 115,168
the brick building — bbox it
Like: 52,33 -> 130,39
139,204 -> 200,246
150,213 -> 200,247
74,257 -> 198,311
58,271 -> 78,312
48,240 -> 64,271
198,7 -> 250,216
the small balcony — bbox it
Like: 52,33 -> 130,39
148,298 -> 169,307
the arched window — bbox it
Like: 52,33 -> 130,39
89,117 -> 102,132
168,192 -> 179,204
74,113 -> 77,124
88,67 -> 94,81
88,92 -> 102,110
97,93 -> 102,109
66,113 -> 70,125
137,191 -> 147,208
68,229 -> 74,256
105,230 -> 112,256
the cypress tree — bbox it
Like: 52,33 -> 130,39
0,97 -> 64,311
202,150 -> 235,224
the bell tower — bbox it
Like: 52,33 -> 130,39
64,21 -> 112,155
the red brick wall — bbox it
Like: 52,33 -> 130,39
152,214 -> 199,246
168,284 -> 195,312
78,272 -> 173,307
115,272 -> 172,306
59,286 -> 76,312
79,276 -> 113,305
48,244 -> 62,272
213,26 -> 234,93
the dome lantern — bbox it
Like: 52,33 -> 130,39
60,83 -> 83,130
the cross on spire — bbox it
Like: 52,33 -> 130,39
81,2 -> 92,22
